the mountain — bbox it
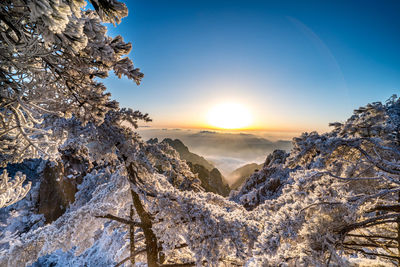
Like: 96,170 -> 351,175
230,149 -> 290,210
186,162 -> 230,196
180,131 -> 292,161
161,138 -> 230,196
139,129 -> 293,163
229,163 -> 263,190
162,138 -> 215,171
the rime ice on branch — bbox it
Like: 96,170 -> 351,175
0,0 -> 144,207
0,0 -> 143,167
0,170 -> 31,208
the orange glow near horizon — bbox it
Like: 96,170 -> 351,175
206,102 -> 253,130
137,100 -> 333,133
137,121 -> 335,136
138,119 -> 328,133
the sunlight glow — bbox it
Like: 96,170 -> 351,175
207,103 -> 253,129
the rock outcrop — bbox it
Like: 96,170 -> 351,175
38,145 -> 92,223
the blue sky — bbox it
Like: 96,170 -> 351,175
104,0 -> 400,132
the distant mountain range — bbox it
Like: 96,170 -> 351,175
175,131 -> 292,161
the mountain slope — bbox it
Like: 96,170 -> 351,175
229,163 -> 263,190
162,138 -> 215,170
161,138 -> 230,196
186,162 -> 230,196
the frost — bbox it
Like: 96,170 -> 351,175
0,171 -> 31,209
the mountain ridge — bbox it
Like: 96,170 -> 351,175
161,138 -> 230,196
229,162 -> 263,190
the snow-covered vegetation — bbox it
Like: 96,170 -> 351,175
0,170 -> 31,208
1,0 -> 400,266
232,96 -> 400,266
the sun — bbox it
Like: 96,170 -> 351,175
207,102 -> 253,129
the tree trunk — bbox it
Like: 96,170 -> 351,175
131,188 -> 159,267
397,192 -> 400,267
116,139 -> 161,266
129,204 -> 135,266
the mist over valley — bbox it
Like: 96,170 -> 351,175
138,128 -> 293,184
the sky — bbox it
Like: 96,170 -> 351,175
104,0 -> 400,133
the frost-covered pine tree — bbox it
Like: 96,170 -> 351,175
0,0 -> 143,205
234,95 -> 400,266
0,1 -> 260,266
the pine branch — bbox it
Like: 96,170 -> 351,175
95,214 -> 143,227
